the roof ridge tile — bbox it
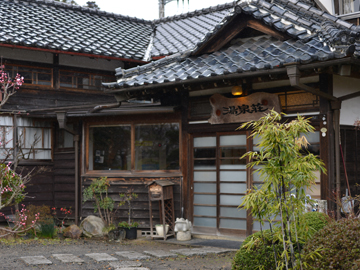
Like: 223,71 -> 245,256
153,1 -> 236,24
19,0 -> 152,24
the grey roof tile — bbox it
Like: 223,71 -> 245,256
110,30 -> 353,90
150,4 -> 235,58
0,0 -> 152,60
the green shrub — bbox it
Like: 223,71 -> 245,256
232,213 -> 330,270
39,218 -> 55,238
300,211 -> 330,240
232,229 -> 283,270
302,218 -> 360,269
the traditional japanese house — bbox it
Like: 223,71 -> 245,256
1,0 -> 360,238
103,0 -> 360,237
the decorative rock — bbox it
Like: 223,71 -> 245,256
80,215 -> 105,238
176,231 -> 191,241
63,224 -> 82,239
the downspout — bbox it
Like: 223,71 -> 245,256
286,64 -> 342,219
88,101 -> 121,113
56,112 -> 80,225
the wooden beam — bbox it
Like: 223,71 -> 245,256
194,15 -> 248,56
194,14 -> 290,56
247,19 -> 288,41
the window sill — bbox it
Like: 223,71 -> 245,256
83,170 -> 183,178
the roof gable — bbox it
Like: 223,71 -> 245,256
194,13 -> 290,56
189,0 -> 359,57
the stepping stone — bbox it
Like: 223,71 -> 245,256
85,253 -> 118,262
52,254 -> 84,263
115,251 -> 150,260
170,248 -> 209,256
143,250 -> 178,258
202,247 -> 234,254
109,261 -> 142,268
114,268 -> 150,270
20,256 -> 52,265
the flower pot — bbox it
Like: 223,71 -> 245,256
124,227 -> 137,239
155,224 -> 169,237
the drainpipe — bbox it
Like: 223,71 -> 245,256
286,64 -> 342,219
56,112 -> 80,225
332,103 -> 342,219
88,102 -> 121,113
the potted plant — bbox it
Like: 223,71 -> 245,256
118,191 -> 138,239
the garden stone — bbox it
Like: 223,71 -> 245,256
63,224 -> 82,239
80,215 -> 105,238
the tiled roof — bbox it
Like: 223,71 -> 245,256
106,0 -> 360,90
149,2 -> 237,58
0,0 -> 152,60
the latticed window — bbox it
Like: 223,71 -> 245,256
59,71 -> 113,91
4,65 -> 52,86
17,118 -> 52,160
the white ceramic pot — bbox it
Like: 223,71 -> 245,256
155,224 -> 169,236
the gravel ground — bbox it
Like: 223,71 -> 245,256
0,237 -> 237,269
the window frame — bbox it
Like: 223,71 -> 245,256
59,69 -> 115,91
16,117 -> 53,161
4,64 -> 53,87
0,115 -> 53,162
85,118 -> 182,176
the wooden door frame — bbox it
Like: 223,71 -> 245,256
189,130 -> 252,237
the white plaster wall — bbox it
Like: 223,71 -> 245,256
0,47 -> 53,63
317,0 -> 335,14
333,75 -> 360,126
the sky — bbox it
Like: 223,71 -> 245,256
75,0 -> 232,20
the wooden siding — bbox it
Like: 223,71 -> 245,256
0,150 -> 77,222
340,127 -> 360,197
53,150 -> 76,210
81,177 -> 181,229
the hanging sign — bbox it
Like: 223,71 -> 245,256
208,92 -> 281,124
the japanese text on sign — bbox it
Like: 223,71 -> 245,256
222,103 -> 268,115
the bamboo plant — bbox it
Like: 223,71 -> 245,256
239,110 -> 326,270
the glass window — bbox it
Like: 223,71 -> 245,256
89,125 -> 131,171
60,71 -> 114,91
17,118 -> 52,160
340,0 -> 360,14
0,116 -> 14,160
88,122 -> 180,171
56,124 -> 75,149
135,123 -> 179,170
5,65 -> 52,86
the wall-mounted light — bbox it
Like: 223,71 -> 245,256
231,85 -> 243,96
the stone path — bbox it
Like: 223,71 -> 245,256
19,246 -> 233,269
